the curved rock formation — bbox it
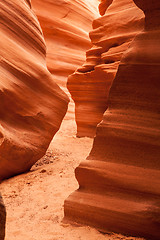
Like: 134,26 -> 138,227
0,194 -> 6,240
31,0 -> 99,90
67,0 -> 144,137
31,0 -> 99,119
0,0 -> 69,180
64,0 -> 160,239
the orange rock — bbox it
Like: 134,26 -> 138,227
0,0 -> 69,180
67,0 -> 144,137
31,0 -> 99,90
64,0 -> 160,239
31,0 -> 99,119
99,0 -> 113,16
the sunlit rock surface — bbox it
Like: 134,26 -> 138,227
67,0 -> 144,137
32,0 -> 99,89
64,0 -> 160,239
31,0 -> 99,118
0,0 -> 69,180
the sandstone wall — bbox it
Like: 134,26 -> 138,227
31,0 -> 99,88
31,0 -> 99,118
67,0 -> 144,137
64,0 -> 160,239
0,0 -> 69,180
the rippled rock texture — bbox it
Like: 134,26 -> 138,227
0,194 -> 6,240
64,0 -> 160,239
67,0 -> 144,137
31,0 -> 99,119
0,0 -> 69,180
32,0 -> 99,90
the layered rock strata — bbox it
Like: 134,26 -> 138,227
31,0 -> 99,89
67,0 -> 144,137
0,0 -> 69,180
0,194 -> 6,240
64,0 -> 160,239
31,0 -> 99,119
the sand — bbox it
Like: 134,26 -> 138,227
0,118 -> 144,240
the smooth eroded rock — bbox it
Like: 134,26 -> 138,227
64,0 -> 160,239
0,0 -> 69,180
67,0 -> 144,137
31,0 -> 99,87
31,0 -> 99,119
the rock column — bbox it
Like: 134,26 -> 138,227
0,0 -> 69,180
67,0 -> 144,137
64,0 -> 160,239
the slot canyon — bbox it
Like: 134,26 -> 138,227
0,0 -> 160,240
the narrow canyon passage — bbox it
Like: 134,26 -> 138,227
0,0 -> 160,239
0,118 -> 144,240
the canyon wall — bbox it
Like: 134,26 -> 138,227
0,194 -> 6,240
0,0 -> 69,180
64,0 -> 160,239
31,0 -> 99,118
67,0 -> 144,137
31,0 -> 99,89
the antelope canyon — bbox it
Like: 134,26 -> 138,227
0,0 -> 69,180
32,0 -> 99,119
67,0 -> 144,137
31,0 -> 99,86
31,0 -> 99,118
0,0 -> 160,240
64,0 -> 160,239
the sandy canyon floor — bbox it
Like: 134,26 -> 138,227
0,118 -> 144,240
